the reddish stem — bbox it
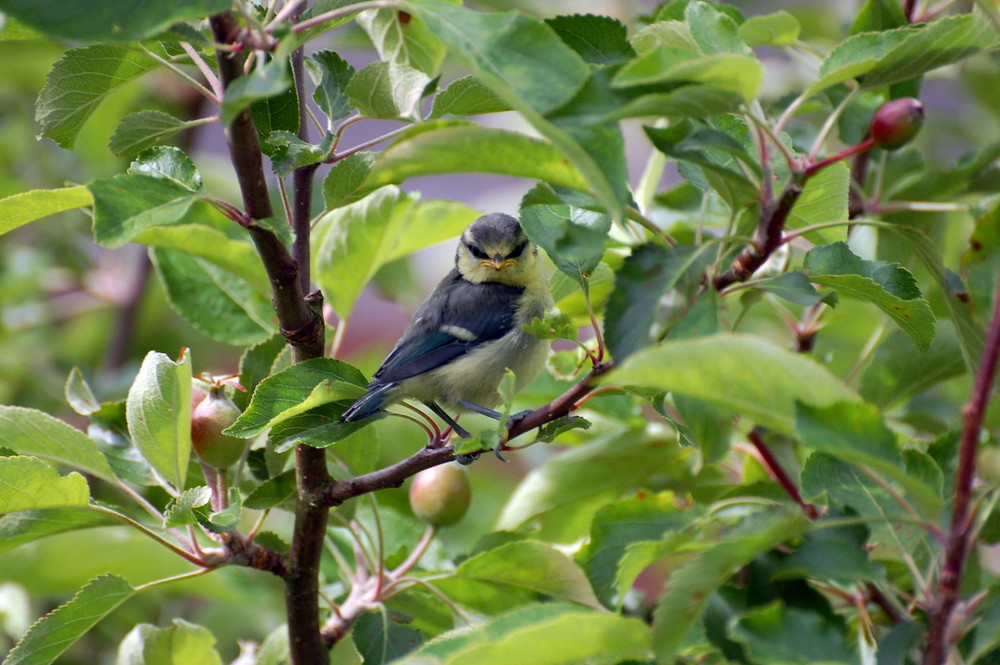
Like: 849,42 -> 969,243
748,429 -> 820,520
804,138 -> 875,177
922,285 -> 1000,665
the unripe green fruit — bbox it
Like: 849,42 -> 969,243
870,97 -> 924,150
409,464 -> 472,527
191,386 -> 246,469
191,382 -> 209,411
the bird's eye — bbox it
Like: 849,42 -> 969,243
466,243 -> 489,260
505,240 -> 528,260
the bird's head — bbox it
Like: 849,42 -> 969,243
455,213 -> 540,286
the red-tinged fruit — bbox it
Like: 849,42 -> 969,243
409,464 -> 472,527
191,386 -> 246,469
870,97 -> 924,150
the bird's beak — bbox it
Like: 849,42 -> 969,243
482,256 -> 517,270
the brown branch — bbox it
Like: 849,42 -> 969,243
923,284 -> 1000,665
211,11 -> 329,665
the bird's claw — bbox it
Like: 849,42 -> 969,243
493,446 -> 508,462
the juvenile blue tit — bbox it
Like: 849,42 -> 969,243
342,213 -> 553,440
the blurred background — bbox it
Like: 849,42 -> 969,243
0,0 -> 997,660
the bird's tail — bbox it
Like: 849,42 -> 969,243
341,382 -> 398,422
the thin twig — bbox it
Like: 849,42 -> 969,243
289,0 -> 399,34
138,45 -> 220,104
747,429 -> 820,520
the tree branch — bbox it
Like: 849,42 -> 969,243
922,284 -> 1000,665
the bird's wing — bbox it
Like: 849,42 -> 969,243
372,275 -> 524,384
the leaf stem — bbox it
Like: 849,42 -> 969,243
138,45 -> 219,105
289,0 -> 400,34
90,505 -> 211,567
747,429 -> 820,520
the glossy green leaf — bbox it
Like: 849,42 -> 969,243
0,457 -> 91,512
545,14 -> 635,65
3,574 -> 135,665
251,85 -> 300,141
804,242 -> 935,350
497,429 -> 681,542
226,358 -> 367,438
162,486 -> 212,528
807,13 -> 996,96
609,333 -> 861,435
399,603 -> 651,665
581,494 -> 692,607
357,7 -> 447,75
605,85 -> 744,122
0,0 -> 228,42
125,349 -> 192,492
430,75 -> 508,118
729,602 -> 855,665
0,509 -> 116,555
35,44 -> 161,148
312,186 -> 479,317
305,49 -> 355,122
265,131 -> 336,177
64,367 -> 101,416
323,152 -> 377,209
433,540 -> 602,612
604,243 -> 715,362
364,124 -> 590,194
686,0 -> 752,56
0,186 -> 92,236
353,610 -> 424,665
109,111 -> 213,158
134,224 -> 269,297
752,272 -> 832,307
796,402 -> 941,516
116,619 -> 222,665
220,53 -> 292,127
151,248 -> 276,345
520,184 -> 611,282
651,510 -> 809,663
738,10 -> 800,47
613,48 -> 763,102
345,61 -> 429,120
0,406 -> 114,482
787,161 -> 849,244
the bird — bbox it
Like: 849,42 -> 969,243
341,212 -> 553,451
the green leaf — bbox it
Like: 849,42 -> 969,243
243,470 -> 296,510
545,14 -> 635,65
116,619 -> 222,665
430,75 -> 509,117
411,1 -> 588,115
312,186 -> 480,317
609,333 -> 861,435
860,322 -> 966,409
265,131 -> 336,177
252,86 -> 300,141
125,349 -> 192,492
0,457 -> 90,512
226,358 -> 367,438
162,486 -> 212,528
803,242 -> 935,350
737,10 -> 800,47
795,402 -> 941,516
3,574 -> 135,665
776,518 -> 883,583
433,540 -> 602,613
787,161 -> 849,244
582,494 -> 692,607
0,508 -> 117,555
613,48 -> 763,103
129,145 -> 202,190
497,429 -> 681,542
365,123 -> 590,194
0,0 -> 228,42
522,311 -> 578,341
686,0 -> 752,56
358,7 -> 447,75
35,44 -> 161,148
651,510 -> 809,663
305,50 -> 356,122
520,184 -> 611,282
604,243 -> 715,362
0,406 -> 115,482
134,224 -> 270,297
806,13 -> 997,96
323,152 -> 377,209
752,272 -> 833,307
206,487 -> 242,532
88,167 -> 201,248
150,247 -> 276,345
400,603 -> 652,665
533,416 -> 591,444
109,111 -> 213,158
64,367 -> 101,416
605,85 -> 744,122
344,61 -> 430,120
729,602 -> 856,665
851,0 -> 907,33
409,1 -> 622,221
353,610 -> 424,665
0,186 -> 92,236
220,54 -> 292,127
